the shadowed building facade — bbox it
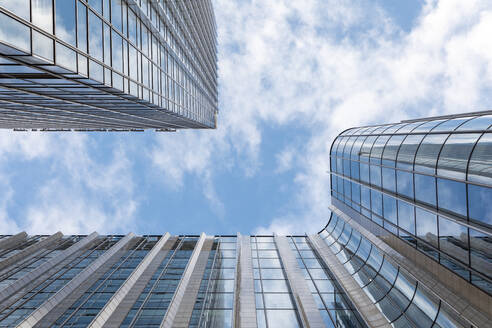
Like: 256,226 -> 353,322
0,0 -> 218,130
0,112 -> 490,327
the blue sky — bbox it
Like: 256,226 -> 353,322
1,0 -> 492,236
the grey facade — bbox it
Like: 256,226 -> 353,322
0,0 -> 218,130
0,112 -> 490,327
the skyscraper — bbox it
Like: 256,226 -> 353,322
0,111 -> 490,328
0,0 -> 218,130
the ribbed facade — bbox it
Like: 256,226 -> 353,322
0,0 -> 218,130
0,112 -> 490,327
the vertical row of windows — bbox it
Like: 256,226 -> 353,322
330,115 -> 492,295
287,236 -> 366,328
192,237 -> 236,328
121,237 -> 198,327
53,236 -> 157,327
320,214 -> 471,328
0,236 -> 121,327
251,236 -> 301,328
0,0 -> 217,126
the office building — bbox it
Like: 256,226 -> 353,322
0,111 -> 490,327
0,0 -> 218,130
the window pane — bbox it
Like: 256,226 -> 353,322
371,190 -> 382,216
360,136 -> 377,162
397,171 -> 414,199
414,174 -> 436,206
437,134 -> 480,180
431,118 -> 471,131
265,310 -> 300,328
381,167 -> 396,192
262,280 -> 289,293
414,134 -> 448,174
261,269 -> 285,279
32,0 -> 53,32
264,294 -> 294,309
370,135 -> 390,162
439,217 -> 469,264
88,11 -> 103,60
55,0 -> 76,45
351,136 -> 366,160
469,228 -> 492,278
383,194 -> 397,225
416,208 -> 438,247
468,184 -> 492,226
398,201 -> 415,234
437,179 -> 466,217
32,30 -> 53,60
1,0 -> 30,21
382,135 -> 405,166
0,12 -> 30,53
370,165 -> 381,187
467,134 -> 492,184
456,115 -> 492,131
397,135 -> 424,169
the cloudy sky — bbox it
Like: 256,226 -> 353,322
1,0 -> 492,236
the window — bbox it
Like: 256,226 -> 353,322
437,179 -> 466,217
397,171 -> 414,199
437,134 -> 480,180
414,134 -> 448,174
398,201 -> 415,235
416,208 -> 438,247
439,217 -> 469,264
414,174 -> 436,206
468,184 -> 492,226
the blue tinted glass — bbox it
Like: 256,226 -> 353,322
382,167 -> 396,192
343,137 -> 357,157
439,217 -> 469,264
383,195 -> 397,225
467,134 -> 492,184
469,229 -> 492,279
56,0 -> 76,46
437,134 -> 480,180
412,120 -> 446,132
370,135 -> 390,162
0,12 -> 31,53
1,0 -> 30,20
398,201 -> 415,234
351,183 -> 361,204
360,136 -> 377,162
371,190 -> 382,216
351,136 -> 367,160
468,184 -> 492,226
361,186 -> 370,209
414,134 -> 448,174
397,135 -> 424,169
370,165 -> 381,187
351,161 -> 360,180
437,179 -> 467,217
416,208 -> 438,247
397,171 -> 414,199
414,174 -> 436,206
360,163 -> 369,183
382,135 -> 405,166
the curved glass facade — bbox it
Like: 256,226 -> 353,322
320,212 -> 471,328
0,0 -> 218,129
330,113 -> 492,295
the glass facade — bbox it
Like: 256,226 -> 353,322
0,0 -> 218,130
330,113 -> 492,295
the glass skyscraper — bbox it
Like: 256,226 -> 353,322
0,0 -> 218,130
0,111 -> 490,328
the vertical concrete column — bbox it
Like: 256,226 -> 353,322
88,233 -> 172,328
235,233 -> 257,328
0,232 -> 27,250
274,236 -> 325,328
171,237 -> 214,328
17,233 -> 135,328
0,232 -> 98,304
160,233 -> 208,328
0,232 -> 63,271
308,234 -> 391,328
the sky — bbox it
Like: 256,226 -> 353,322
1,0 -> 492,236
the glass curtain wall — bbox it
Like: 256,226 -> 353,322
330,114 -> 492,294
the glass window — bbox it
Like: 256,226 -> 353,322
383,194 -> 397,225
397,135 -> 424,169
342,137 -> 357,158
32,0 -> 53,32
467,134 -> 492,184
469,229 -> 492,278
370,136 -> 390,163
370,165 -> 381,187
265,310 -> 300,328
437,179 -> 467,217
261,280 -> 289,293
361,186 -> 370,209
56,42 -> 77,72
437,134 -> 481,180
397,171 -> 414,199
88,11 -> 103,60
382,135 -> 405,166
111,0 -> 122,32
371,190 -> 382,216
360,163 -> 369,183
55,0 -> 76,46
398,201 -> 415,234
263,294 -> 293,309
261,269 -> 285,279
351,183 -> 360,204
468,184 -> 492,226
360,136 -> 377,162
381,167 -> 396,192
414,134 -> 448,174
397,122 -> 424,133
431,118 -> 472,132
439,217 -> 469,264
456,115 -> 492,131
77,1 -> 87,52
416,208 -> 438,247
414,174 -> 436,206
32,30 -> 53,61
412,120 -> 446,132
384,123 -> 407,134
351,136 -> 366,160
0,11 -> 31,53
1,0 -> 30,21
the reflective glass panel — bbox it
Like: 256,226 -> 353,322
381,167 -> 396,192
468,184 -> 492,226
437,134 -> 480,180
414,134 -> 448,174
398,201 -> 415,234
382,135 -> 405,166
439,217 -> 469,264
397,135 -> 424,169
431,118 -> 471,131
414,174 -> 436,206
1,0 -> 30,21
0,12 -> 31,53
265,310 -> 300,328
416,208 -> 438,247
467,134 -> 492,184
396,171 -> 414,199
437,179 -> 467,217
55,0 -> 76,45
456,115 -> 492,131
